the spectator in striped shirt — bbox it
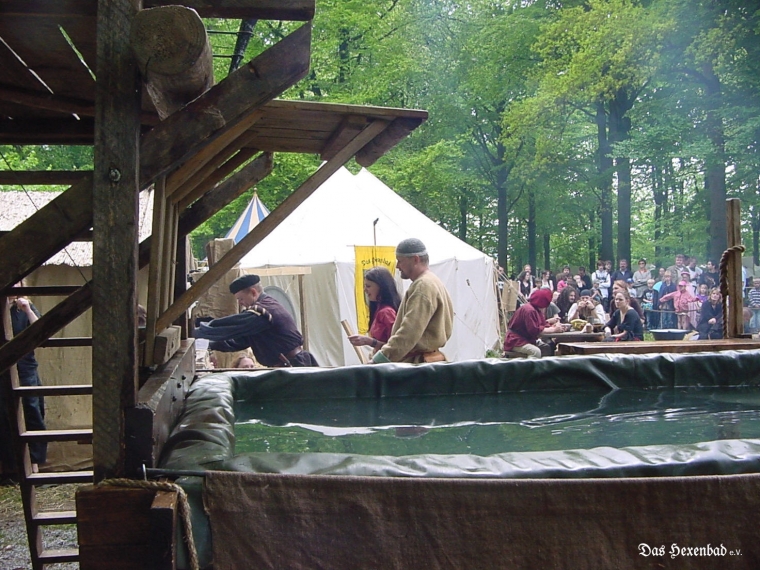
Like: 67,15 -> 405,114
747,277 -> 760,332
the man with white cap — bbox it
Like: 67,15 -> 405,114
195,274 -> 318,367
372,238 -> 454,364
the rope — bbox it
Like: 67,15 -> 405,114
99,478 -> 199,570
719,244 -> 746,339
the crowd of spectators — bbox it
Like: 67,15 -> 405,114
506,254 -> 737,341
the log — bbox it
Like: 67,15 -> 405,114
130,5 -> 214,119
139,22 -> 310,187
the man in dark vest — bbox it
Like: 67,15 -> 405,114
195,274 -> 318,367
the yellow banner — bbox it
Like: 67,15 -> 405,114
354,246 -> 397,334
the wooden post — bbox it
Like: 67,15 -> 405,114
92,0 -> 142,481
298,273 -> 308,351
726,198 -> 743,338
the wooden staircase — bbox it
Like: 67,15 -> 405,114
2,286 -> 94,569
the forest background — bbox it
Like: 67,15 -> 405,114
3,0 -> 760,277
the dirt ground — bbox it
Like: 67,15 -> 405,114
0,483 -> 79,570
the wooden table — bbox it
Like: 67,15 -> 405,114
540,331 -> 605,343
556,338 -> 760,356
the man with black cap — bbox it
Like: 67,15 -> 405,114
372,238 -> 454,364
194,274 -> 318,367
567,289 -> 606,326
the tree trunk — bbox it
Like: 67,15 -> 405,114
652,163 -> 666,263
527,190 -> 537,271
458,193 -> 468,242
543,233 -> 551,271
588,209 -> 596,270
609,90 -> 634,264
701,61 -> 728,262
596,100 -> 614,263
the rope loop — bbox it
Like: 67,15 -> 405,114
99,478 -> 199,570
718,244 -> 746,339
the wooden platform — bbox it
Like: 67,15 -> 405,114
556,338 -> 760,356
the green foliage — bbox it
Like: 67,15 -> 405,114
9,1 -> 760,273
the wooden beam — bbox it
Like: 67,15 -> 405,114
0,84 -> 159,127
0,175 -> 92,295
0,283 -> 92,376
92,0 -> 142,482
139,22 -> 310,188
138,152 -> 273,268
144,0 -> 315,20
0,83 -> 95,117
165,114 -> 261,197
0,0 -> 315,20
175,145 -> 259,210
726,198 -> 743,338
320,114 -> 367,161
0,170 -> 92,186
0,118 -> 95,145
144,177 -> 168,367
355,116 -> 426,167
130,5 -> 214,120
156,120 -> 389,331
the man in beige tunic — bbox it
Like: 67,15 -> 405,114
372,238 -> 454,363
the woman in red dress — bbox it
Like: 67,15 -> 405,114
349,266 -> 402,354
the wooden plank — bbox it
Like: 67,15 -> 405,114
149,490 -> 178,570
261,98 -> 429,120
152,322 -> 182,365
91,0 -> 142,482
14,384 -> 92,396
130,5 -> 214,119
40,337 -> 92,347
556,339 -> 760,356
28,470 -> 93,485
0,83 -> 158,126
0,19 -> 96,100
0,117 -> 96,144
321,114 -> 368,161
175,146 -> 260,210
0,176 -> 92,295
355,116 -> 426,167
727,198 -> 743,338
137,151 -> 273,269
0,283 -> 92,375
10,286 -> 85,296
165,116 -> 261,197
164,203 -> 179,311
156,119 -> 390,331
125,340 -> 194,474
139,23 -> 310,188
0,169 -> 91,186
76,485 -> 156,546
20,428 -> 92,443
146,0 -> 315,20
37,548 -> 79,565
145,176 -> 167,367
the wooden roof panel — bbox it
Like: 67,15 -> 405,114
0,2 -> 426,163
0,18 -> 96,100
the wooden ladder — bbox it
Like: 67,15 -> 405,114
1,286 -> 94,569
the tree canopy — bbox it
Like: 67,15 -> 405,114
4,0 -> 760,274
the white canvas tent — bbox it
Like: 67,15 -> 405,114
238,166 -> 499,366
